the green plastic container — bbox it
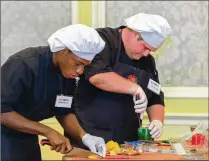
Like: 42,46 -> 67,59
137,127 -> 153,141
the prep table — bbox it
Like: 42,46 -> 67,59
62,140 -> 208,160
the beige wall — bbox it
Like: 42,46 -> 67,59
1,1 -> 72,65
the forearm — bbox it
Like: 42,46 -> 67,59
89,72 -> 139,94
146,105 -> 165,123
56,113 -> 86,141
0,111 -> 53,136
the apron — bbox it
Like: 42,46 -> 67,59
68,32 -> 156,148
1,52 -> 56,161
1,134 -> 41,161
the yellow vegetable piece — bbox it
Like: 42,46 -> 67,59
106,140 -> 120,151
112,147 -> 121,153
109,150 -> 117,156
88,155 -> 100,159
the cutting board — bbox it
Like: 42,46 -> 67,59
63,152 -> 184,160
40,139 -> 101,159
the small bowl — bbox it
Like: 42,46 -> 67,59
120,144 -> 135,150
142,143 -> 158,152
135,143 -> 143,152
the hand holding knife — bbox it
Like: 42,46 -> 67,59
40,138 -> 72,154
40,139 -> 102,158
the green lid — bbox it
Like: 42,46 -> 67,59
137,127 -> 153,141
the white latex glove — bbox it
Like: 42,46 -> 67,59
148,120 -> 163,139
133,87 -> 148,113
82,134 -> 106,157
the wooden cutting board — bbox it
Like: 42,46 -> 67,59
65,147 -> 102,159
62,152 -> 184,160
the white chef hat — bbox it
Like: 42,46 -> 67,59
47,24 -> 105,61
124,13 -> 172,48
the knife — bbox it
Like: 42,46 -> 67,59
40,139 -> 101,158
136,93 -> 143,128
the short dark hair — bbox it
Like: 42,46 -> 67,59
127,27 -> 144,41
136,33 -> 144,41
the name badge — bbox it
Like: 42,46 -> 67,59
55,95 -> 72,108
147,79 -> 161,95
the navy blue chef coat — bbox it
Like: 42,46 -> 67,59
1,46 -> 75,161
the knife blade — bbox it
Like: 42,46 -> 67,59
40,139 -> 101,158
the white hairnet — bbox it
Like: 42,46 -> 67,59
47,24 -> 105,61
124,13 -> 172,48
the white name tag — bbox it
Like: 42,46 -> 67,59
147,79 -> 161,95
55,95 -> 72,108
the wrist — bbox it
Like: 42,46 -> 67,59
80,131 -> 88,141
152,120 -> 163,125
81,133 -> 91,144
130,84 -> 140,95
42,126 -> 54,137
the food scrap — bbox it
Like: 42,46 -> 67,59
88,154 -> 100,159
106,140 -> 139,156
